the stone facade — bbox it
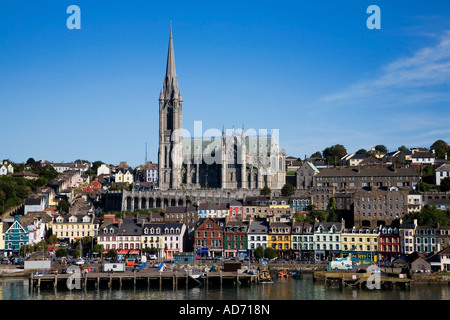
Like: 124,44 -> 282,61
315,166 -> 419,190
157,28 -> 285,191
353,187 -> 410,228
103,189 -> 261,212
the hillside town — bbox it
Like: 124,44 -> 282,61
1,142 -> 450,274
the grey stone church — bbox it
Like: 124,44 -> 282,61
158,29 -> 286,190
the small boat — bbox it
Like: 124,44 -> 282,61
75,258 -> 85,265
259,269 -> 272,283
277,269 -> 289,278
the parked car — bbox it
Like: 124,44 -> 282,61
50,269 -> 58,274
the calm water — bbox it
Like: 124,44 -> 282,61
1,274 -> 450,300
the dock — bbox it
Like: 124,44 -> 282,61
29,268 -> 259,291
313,271 -> 411,289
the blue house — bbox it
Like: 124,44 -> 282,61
4,216 -> 29,253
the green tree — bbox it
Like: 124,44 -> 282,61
440,177 -> 450,192
93,244 -> 104,256
260,185 -> 271,196
405,205 -> 450,227
309,210 -> 327,223
421,165 -> 436,185
56,248 -> 68,258
56,200 -> 69,213
327,196 -> 339,222
355,149 -> 370,156
310,151 -> 322,158
107,249 -> 118,259
398,145 -> 408,152
46,234 -> 57,245
281,183 -> 294,197
26,158 -> 36,166
254,246 -> 264,259
322,144 -> 347,166
263,247 -> 277,259
374,145 -> 388,153
430,139 -> 449,159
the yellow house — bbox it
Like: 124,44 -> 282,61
141,223 -> 164,259
268,221 -> 291,258
268,199 -> 291,217
341,227 -> 380,263
53,214 -> 98,245
115,170 -> 134,184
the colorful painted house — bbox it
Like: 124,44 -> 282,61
4,216 -> 29,253
291,221 -> 314,260
82,178 -> 102,192
162,223 -> 186,260
268,221 -> 291,259
228,200 -> 243,219
194,218 -> 225,258
414,226 -> 439,253
313,221 -> 343,261
341,226 -> 379,264
223,220 -> 248,259
379,226 -> 400,261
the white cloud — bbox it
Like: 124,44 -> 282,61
322,31 -> 450,105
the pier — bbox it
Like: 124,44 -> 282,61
313,271 -> 411,289
28,268 -> 259,291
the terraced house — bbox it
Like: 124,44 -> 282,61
224,220 -> 248,259
141,223 -> 165,259
53,214 -> 98,245
194,218 -> 225,258
414,226 -> 439,253
313,221 -> 343,261
341,226 -> 379,264
3,216 -> 28,252
247,220 -> 269,253
314,166 -> 419,190
162,223 -> 186,260
291,222 -> 314,260
268,220 -> 291,259
379,226 -> 400,261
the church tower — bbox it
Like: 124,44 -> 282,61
158,27 -> 183,190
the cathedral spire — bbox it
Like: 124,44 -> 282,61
163,26 -> 179,100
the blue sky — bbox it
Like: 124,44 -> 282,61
1,1 -> 450,167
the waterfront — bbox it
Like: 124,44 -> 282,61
2,273 -> 450,300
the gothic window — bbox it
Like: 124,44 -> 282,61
167,106 -> 173,130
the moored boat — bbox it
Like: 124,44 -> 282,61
277,269 -> 289,278
259,269 -> 272,283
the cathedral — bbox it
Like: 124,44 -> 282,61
158,28 -> 286,190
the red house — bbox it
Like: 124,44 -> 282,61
379,226 -> 400,262
228,200 -> 243,219
194,218 -> 225,259
83,178 -> 102,192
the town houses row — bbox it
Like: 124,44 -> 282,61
2,208 -> 450,271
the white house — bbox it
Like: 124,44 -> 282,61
248,220 -> 269,252
411,149 -> 436,165
436,163 -> 450,186
97,164 -> 111,176
439,247 -> 450,272
24,197 -> 45,215
0,165 -> 7,176
162,223 -> 186,260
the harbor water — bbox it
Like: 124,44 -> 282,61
1,273 -> 450,300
